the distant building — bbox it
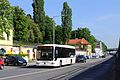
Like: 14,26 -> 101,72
0,30 -> 13,46
0,29 -> 13,54
95,41 -> 104,57
68,38 -> 88,50
0,29 -> 35,62
68,38 -> 92,56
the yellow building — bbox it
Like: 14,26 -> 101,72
0,29 -> 13,54
0,29 -> 35,62
86,44 -> 92,56
68,38 -> 92,57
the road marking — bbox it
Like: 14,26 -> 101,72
0,69 -> 52,80
0,64 -> 77,80
0,56 -> 111,80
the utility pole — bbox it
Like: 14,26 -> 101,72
53,20 -> 55,44
52,15 -> 64,44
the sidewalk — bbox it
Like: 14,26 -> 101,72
86,55 -> 112,63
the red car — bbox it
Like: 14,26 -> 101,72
0,58 -> 4,70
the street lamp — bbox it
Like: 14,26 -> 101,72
52,15 -> 66,44
53,19 -> 55,44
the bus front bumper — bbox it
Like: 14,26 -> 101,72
36,61 -> 59,67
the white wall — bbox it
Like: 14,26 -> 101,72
75,51 -> 87,56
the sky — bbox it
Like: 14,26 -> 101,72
9,0 -> 120,48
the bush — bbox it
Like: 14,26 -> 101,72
4,53 -> 28,57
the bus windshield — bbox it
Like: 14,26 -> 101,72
37,46 -> 53,60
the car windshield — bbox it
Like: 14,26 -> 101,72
78,55 -> 85,58
14,56 -> 24,61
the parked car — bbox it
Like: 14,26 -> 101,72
0,57 -> 4,70
76,55 -> 87,63
4,56 -> 27,66
85,56 -> 89,59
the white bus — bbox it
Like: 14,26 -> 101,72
36,44 -> 76,67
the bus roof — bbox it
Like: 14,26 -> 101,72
37,44 -> 75,49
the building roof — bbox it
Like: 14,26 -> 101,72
68,38 -> 89,45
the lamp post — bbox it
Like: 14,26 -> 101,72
52,15 -> 66,44
53,20 -> 55,44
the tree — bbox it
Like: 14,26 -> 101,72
102,42 -> 107,52
88,35 -> 96,52
43,16 -> 54,44
0,0 -> 13,39
27,16 -> 43,43
33,24 -> 42,43
32,0 -> 45,42
28,30 -> 35,43
71,27 -> 97,52
55,25 -> 62,44
13,6 -> 28,43
71,30 -> 77,39
26,16 -> 35,43
77,28 -> 91,40
61,2 -> 72,44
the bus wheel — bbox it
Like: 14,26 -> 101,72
59,60 -> 62,67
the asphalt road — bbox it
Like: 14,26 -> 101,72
70,56 -> 115,80
0,56 -> 113,80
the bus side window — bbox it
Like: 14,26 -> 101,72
56,50 -> 58,56
68,51 -> 73,57
69,49 -> 75,57
55,50 -> 58,60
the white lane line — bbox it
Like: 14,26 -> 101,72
0,65 -> 73,80
0,68 -> 55,80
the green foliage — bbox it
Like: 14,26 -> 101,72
33,25 -> 43,43
61,2 -> 72,44
77,28 -> 91,39
27,15 -> 43,44
102,42 -> 107,52
44,16 -> 54,44
0,0 -> 13,39
13,6 -> 43,45
55,25 -> 63,44
88,35 -> 96,52
32,0 -> 45,42
13,6 -> 28,42
71,27 -> 97,52
28,30 -> 35,43
5,54 -> 28,57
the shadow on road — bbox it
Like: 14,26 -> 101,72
69,57 -> 115,80
20,63 -> 73,69
20,65 -> 56,69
